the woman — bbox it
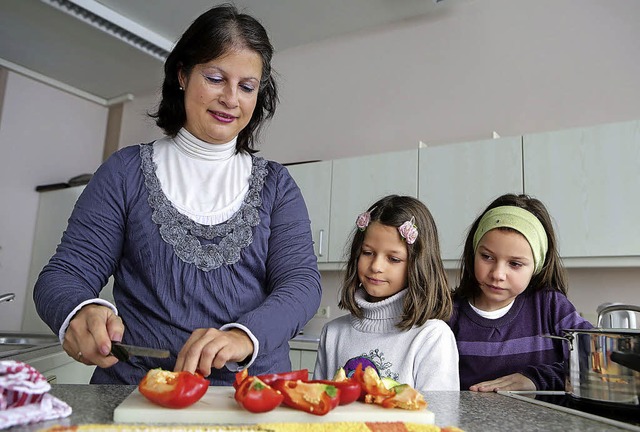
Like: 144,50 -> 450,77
33,4 -> 321,385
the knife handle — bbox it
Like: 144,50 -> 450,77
110,343 -> 130,362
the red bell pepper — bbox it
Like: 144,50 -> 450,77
257,369 -> 309,385
233,368 -> 308,389
234,376 -> 284,413
271,380 -> 340,416
378,384 -> 427,410
139,369 -> 209,409
234,369 -> 249,390
308,379 -> 361,405
352,364 -> 394,399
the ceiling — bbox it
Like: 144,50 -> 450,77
0,0 -> 444,103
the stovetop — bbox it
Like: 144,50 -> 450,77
498,391 -> 640,431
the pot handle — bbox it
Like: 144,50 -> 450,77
541,334 -> 573,350
610,351 -> 640,372
596,304 -> 640,328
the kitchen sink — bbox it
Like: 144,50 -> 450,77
0,332 -> 59,358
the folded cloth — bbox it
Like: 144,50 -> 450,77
0,360 -> 72,429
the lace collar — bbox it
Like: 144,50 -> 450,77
140,143 -> 268,271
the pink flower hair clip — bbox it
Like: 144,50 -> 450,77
398,217 -> 418,245
356,207 -> 375,231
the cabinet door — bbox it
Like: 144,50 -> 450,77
287,161 -> 333,262
289,349 -> 301,371
523,120 -> 640,257
419,137 -> 523,261
329,150 -> 419,262
300,350 -> 318,380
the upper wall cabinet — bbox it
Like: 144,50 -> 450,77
329,150 -> 419,262
418,137 -> 523,261
523,120 -> 640,259
287,161 -> 333,263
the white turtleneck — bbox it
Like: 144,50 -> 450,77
153,128 -> 252,225
314,287 -> 460,392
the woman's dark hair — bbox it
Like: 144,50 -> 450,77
149,3 -> 278,154
455,193 -> 567,300
339,195 -> 452,330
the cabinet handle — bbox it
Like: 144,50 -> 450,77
46,375 -> 57,384
318,229 -> 324,257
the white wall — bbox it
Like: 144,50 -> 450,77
118,91 -> 162,150
0,70 -> 107,331
264,0 -> 640,164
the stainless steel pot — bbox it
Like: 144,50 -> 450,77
559,304 -> 640,408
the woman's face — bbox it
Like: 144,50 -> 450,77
179,48 -> 262,144
473,228 -> 535,311
357,221 -> 408,302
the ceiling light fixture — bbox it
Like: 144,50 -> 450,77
40,0 -> 173,61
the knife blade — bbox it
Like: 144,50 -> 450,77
110,341 -> 170,362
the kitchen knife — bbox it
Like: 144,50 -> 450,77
110,341 -> 170,362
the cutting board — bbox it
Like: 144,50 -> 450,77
114,387 -> 435,425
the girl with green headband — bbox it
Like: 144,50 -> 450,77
448,193 -> 592,392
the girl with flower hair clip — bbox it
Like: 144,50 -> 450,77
314,195 -> 460,393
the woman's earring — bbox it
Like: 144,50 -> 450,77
179,86 -> 183,91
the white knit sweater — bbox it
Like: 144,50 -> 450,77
313,288 -> 460,393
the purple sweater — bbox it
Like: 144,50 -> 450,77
34,144 -> 321,385
448,289 -> 592,391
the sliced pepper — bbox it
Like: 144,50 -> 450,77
271,379 -> 340,416
257,369 -> 309,385
139,369 -> 209,409
379,384 -> 428,410
234,369 -> 249,390
308,379 -> 362,405
233,368 -> 308,389
352,364 -> 394,399
234,376 -> 284,413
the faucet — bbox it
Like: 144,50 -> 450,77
0,292 -> 16,304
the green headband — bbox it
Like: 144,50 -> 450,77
472,205 -> 548,275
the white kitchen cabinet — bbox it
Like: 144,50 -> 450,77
523,120 -> 640,260
329,150 -> 419,262
288,348 -> 317,380
22,186 -> 115,334
287,161 -> 333,263
418,137 -> 523,261
289,339 -> 319,379
21,348 -> 95,384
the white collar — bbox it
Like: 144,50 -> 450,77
172,128 -> 238,161
469,299 -> 515,319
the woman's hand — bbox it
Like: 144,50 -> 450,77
62,304 -> 124,368
469,373 -> 536,392
175,328 -> 254,377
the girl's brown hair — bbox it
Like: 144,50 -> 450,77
339,195 -> 452,330
455,193 -> 567,300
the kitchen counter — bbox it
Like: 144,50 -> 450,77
5,385 -> 636,432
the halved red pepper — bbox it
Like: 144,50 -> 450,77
271,380 -> 340,416
139,369 -> 209,409
234,376 -> 284,413
308,379 -> 361,405
257,369 -> 308,385
352,364 -> 394,400
233,369 -> 308,389
378,384 -> 427,410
